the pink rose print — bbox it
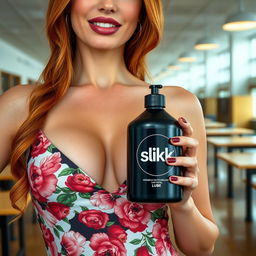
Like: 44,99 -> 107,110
107,225 -> 128,243
153,219 -> 178,256
112,183 -> 127,195
40,223 -> 59,256
61,231 -> 86,256
46,202 -> 70,220
78,209 -> 109,229
90,190 -> 116,209
31,131 -> 51,158
29,153 -> 61,202
136,246 -> 152,256
114,198 -> 150,232
90,233 -> 127,256
65,173 -> 96,193
33,201 -> 58,227
141,203 -> 165,212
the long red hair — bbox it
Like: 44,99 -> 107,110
9,0 -> 164,219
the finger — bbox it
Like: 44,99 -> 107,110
169,176 -> 198,190
169,136 -> 198,157
166,156 -> 198,169
177,116 -> 193,137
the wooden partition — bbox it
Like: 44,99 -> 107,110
205,97 -> 217,117
216,95 -> 253,128
0,71 -> 21,94
232,95 -> 253,128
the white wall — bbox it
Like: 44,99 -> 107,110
0,39 -> 44,85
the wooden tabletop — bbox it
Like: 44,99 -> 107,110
206,127 -> 255,136
217,152 -> 256,169
0,191 -> 31,216
205,121 -> 227,129
0,165 -> 14,181
207,136 -> 256,147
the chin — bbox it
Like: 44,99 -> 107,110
87,40 -> 124,50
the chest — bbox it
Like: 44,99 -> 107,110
41,86 -> 145,192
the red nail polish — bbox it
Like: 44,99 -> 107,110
170,176 -> 178,181
171,137 -> 180,143
181,117 -> 187,123
167,157 -> 176,163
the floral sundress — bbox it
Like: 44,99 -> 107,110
26,129 -> 179,256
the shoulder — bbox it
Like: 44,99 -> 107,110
0,84 -> 36,130
162,85 -> 203,121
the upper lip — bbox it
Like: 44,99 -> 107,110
88,16 -> 121,26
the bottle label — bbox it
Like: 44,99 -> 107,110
136,134 -> 177,177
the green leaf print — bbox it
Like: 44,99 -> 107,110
106,221 -> 115,227
146,244 -> 154,254
63,217 -> 69,224
57,193 -> 77,206
79,192 -> 91,199
80,206 -> 89,211
151,207 -> 164,222
38,215 -> 45,225
145,235 -> 155,246
58,168 -> 75,177
47,144 -> 55,153
130,238 -> 142,245
61,187 -> 74,193
61,246 -> 67,255
54,187 -> 62,194
53,228 -> 60,239
55,225 -> 65,232
76,168 -> 84,174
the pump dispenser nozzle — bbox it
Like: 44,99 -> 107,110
145,84 -> 165,109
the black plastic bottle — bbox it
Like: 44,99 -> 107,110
127,84 -> 183,203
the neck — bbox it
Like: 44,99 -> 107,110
72,40 -> 134,89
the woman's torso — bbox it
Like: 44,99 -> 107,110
38,83 -> 180,193
25,82 -> 181,256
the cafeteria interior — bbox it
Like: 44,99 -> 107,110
1,0 -> 256,255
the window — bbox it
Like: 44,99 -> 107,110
250,37 -> 256,78
0,71 -> 21,94
251,87 -> 256,118
218,88 -> 230,98
190,63 -> 205,88
218,51 -> 230,84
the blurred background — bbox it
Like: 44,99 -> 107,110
0,0 -> 256,255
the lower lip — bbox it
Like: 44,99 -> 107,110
88,22 -> 120,35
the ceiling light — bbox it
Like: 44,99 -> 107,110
223,12 -> 256,31
168,64 -> 181,70
222,0 -> 256,31
194,38 -> 220,50
178,52 -> 197,63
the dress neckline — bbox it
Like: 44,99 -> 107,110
38,129 -> 127,194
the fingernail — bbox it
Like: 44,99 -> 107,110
181,117 -> 187,123
167,157 -> 176,163
170,176 -> 178,182
171,137 -> 180,143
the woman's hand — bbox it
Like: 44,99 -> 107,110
166,116 -> 199,210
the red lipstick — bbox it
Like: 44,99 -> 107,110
88,16 -> 121,35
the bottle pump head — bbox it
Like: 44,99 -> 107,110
145,84 -> 165,109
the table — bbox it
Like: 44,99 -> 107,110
0,165 -> 14,181
205,121 -> 227,129
217,152 -> 256,222
206,127 -> 255,136
207,136 -> 256,182
0,191 -> 30,256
